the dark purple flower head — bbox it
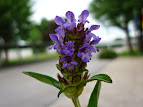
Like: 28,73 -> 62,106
78,10 -> 89,24
49,10 -> 101,72
61,41 -> 75,56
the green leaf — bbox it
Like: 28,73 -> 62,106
58,89 -> 63,97
88,74 -> 112,83
23,72 -> 61,89
88,80 -> 101,107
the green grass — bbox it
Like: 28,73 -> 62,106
119,49 -> 143,56
1,52 -> 58,66
98,49 -> 118,59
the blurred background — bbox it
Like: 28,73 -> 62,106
0,0 -> 143,107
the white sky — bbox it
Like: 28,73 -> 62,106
30,0 -> 135,42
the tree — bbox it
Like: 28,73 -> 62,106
89,0 -> 143,53
38,18 -> 58,44
0,0 -> 32,62
28,22 -> 41,43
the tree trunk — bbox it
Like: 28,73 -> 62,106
136,9 -> 143,52
125,26 -> 134,54
5,49 -> 9,63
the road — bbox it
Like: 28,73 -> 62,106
0,55 -> 112,107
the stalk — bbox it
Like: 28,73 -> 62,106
72,98 -> 81,107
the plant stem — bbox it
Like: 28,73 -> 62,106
72,98 -> 81,107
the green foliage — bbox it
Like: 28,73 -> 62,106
88,74 -> 112,83
99,49 -> 117,59
38,18 -> 58,43
89,0 -> 143,28
87,74 -> 112,107
114,38 -> 124,41
29,23 -> 41,43
23,72 -> 61,89
0,0 -> 32,44
88,80 -> 101,107
89,0 -> 143,53
119,49 -> 143,56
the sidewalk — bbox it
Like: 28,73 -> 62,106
50,57 -> 143,107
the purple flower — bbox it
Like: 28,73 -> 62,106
65,11 -> 76,31
49,10 -> 101,69
55,11 -> 76,39
77,44 -> 98,62
61,41 -> 75,56
55,16 -> 66,40
49,34 -> 63,54
61,55 -> 78,71
83,25 -> 100,44
78,10 -> 89,24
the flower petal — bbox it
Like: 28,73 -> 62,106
49,34 -> 59,42
66,11 -> 76,23
55,16 -> 65,25
62,63 -> 67,69
89,25 -> 100,31
81,53 -> 91,62
48,45 -> 53,50
90,36 -> 101,45
78,10 -> 89,24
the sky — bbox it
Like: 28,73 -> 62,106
30,0 -> 135,42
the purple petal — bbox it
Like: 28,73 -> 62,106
77,51 -> 82,57
62,63 -> 67,69
84,33 -> 92,43
71,61 -> 78,65
48,45 -> 53,50
78,10 -> 89,24
63,21 -> 71,28
91,46 -> 98,53
55,27 -> 65,39
89,25 -> 100,31
90,36 -> 101,45
54,43 -> 62,54
49,34 -> 59,42
55,16 -> 65,25
66,11 -> 76,23
66,61 -> 78,71
81,53 -> 91,62
68,23 -> 76,31
81,44 -> 92,49
61,41 -> 75,56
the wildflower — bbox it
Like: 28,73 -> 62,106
49,9 -> 101,98
24,10 -> 112,107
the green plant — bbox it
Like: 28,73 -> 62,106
99,49 -> 117,59
23,10 -> 112,107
